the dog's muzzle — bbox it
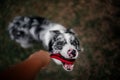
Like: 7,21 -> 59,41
50,53 -> 76,71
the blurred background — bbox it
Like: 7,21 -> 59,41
0,0 -> 120,80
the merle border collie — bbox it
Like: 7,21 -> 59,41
8,16 -> 81,71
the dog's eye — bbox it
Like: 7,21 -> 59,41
57,46 -> 62,50
70,38 -> 80,51
54,41 -> 66,50
71,39 -> 79,46
71,40 -> 75,45
57,41 -> 64,45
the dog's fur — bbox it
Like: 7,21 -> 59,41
8,16 -> 81,71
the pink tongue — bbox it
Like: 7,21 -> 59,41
63,63 -> 74,71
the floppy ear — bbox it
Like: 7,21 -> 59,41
65,28 -> 75,34
50,30 -> 61,35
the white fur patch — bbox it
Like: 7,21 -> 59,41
52,58 -> 62,65
39,24 -> 66,47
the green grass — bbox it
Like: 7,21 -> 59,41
0,0 -> 120,80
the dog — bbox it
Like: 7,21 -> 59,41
8,16 -> 81,71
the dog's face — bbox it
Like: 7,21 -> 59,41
49,29 -> 80,71
52,33 -> 80,58
50,29 -> 80,58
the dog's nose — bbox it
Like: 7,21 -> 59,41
68,49 -> 76,58
71,50 -> 76,57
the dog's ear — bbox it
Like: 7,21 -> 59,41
50,30 -> 61,35
65,28 -> 75,34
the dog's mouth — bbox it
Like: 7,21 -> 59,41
50,53 -> 75,71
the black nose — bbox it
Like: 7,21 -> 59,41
71,50 -> 76,57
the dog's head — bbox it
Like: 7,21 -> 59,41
49,29 -> 81,71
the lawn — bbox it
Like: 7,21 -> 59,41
0,0 -> 120,80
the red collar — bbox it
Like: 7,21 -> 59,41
50,53 -> 75,64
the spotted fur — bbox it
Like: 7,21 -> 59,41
8,16 -> 81,71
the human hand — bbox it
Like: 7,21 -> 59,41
29,50 -> 51,68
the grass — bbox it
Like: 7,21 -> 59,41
0,0 -> 120,80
